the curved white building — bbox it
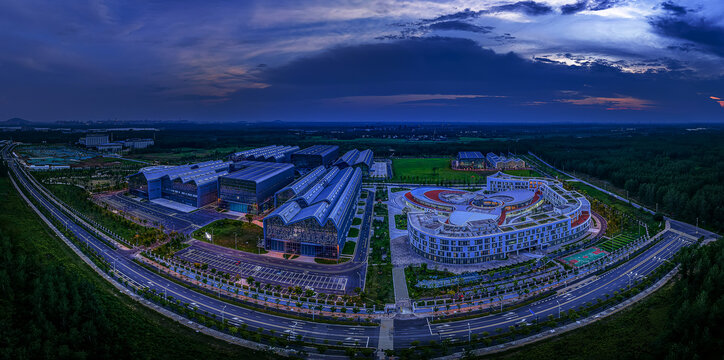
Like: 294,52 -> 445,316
405,172 -> 592,264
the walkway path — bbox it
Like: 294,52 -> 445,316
392,267 -> 411,313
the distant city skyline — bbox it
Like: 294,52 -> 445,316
1,0 -> 723,123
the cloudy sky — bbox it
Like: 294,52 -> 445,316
1,0 -> 723,123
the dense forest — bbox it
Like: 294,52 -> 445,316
532,131 -> 724,233
654,238 -> 724,359
0,162 -> 278,359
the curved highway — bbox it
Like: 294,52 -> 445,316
2,143 -> 706,356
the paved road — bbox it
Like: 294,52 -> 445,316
392,229 -> 693,347
4,144 -> 380,348
4,142 -> 715,356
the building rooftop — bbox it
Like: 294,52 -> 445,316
230,145 -> 299,162
223,161 -> 294,183
266,166 -> 361,231
294,144 -> 339,157
334,148 -> 374,169
458,151 -> 484,159
132,160 -> 232,186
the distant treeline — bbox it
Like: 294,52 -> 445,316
8,125 -> 723,231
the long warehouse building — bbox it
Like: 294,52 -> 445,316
291,145 -> 339,170
217,161 -> 295,214
229,145 -> 299,163
128,160 -> 232,208
263,166 -> 362,259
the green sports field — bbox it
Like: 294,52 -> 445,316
598,231 -> 639,252
390,157 -> 540,184
562,247 -> 609,267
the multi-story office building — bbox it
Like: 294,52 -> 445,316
263,167 -> 362,259
78,134 -> 109,147
404,172 -> 591,264
217,161 -> 295,214
121,138 -> 155,149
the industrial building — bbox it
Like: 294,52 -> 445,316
78,134 -> 109,147
404,172 -> 591,264
454,151 -> 486,170
291,145 -> 339,170
333,149 -> 373,176
128,160 -> 231,208
263,166 -> 362,259
229,145 -> 299,163
217,161 -> 295,214
121,138 -> 155,149
95,142 -> 123,153
486,152 -> 526,170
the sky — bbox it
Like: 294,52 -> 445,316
1,0 -> 723,123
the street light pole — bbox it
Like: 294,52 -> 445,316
222,304 -> 227,325
556,299 -> 561,319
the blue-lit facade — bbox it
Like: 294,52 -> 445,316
291,145 -> 339,170
217,161 -> 295,214
334,149 -> 373,176
405,173 -> 592,264
263,167 -> 362,259
128,160 -> 231,208
456,151 -> 486,169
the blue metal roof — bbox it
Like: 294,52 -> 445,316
230,145 -> 299,162
132,161 -> 231,185
265,166 -> 362,231
334,148 -> 373,169
294,144 -> 339,157
458,151 -> 484,159
223,161 -> 294,183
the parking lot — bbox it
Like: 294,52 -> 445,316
97,193 -> 222,234
176,245 -> 349,293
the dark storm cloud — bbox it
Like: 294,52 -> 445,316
560,0 -> 626,15
428,21 -> 494,33
650,16 -> 724,57
423,1 -> 554,24
561,1 -> 588,15
492,1 -> 554,16
588,0 -> 622,11
660,1 -> 688,16
229,36 -> 723,122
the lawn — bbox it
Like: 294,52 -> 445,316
347,227 -> 360,237
390,158 -> 537,185
342,241 -> 356,255
46,184 -> 161,246
394,214 -> 407,230
192,219 -> 265,253
370,216 -> 391,263
0,175 -> 275,360
352,217 -> 362,226
364,264 -> 395,306
375,187 -> 389,201
391,158 -> 488,184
